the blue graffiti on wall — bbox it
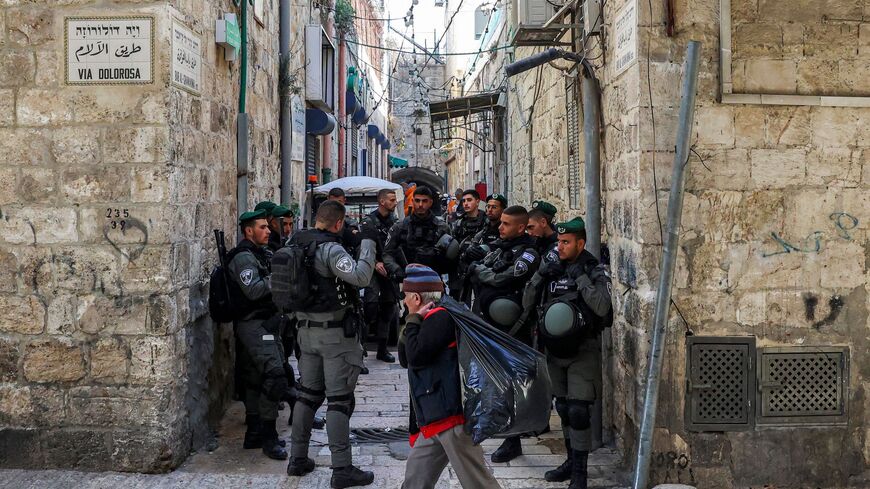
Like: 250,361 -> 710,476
762,212 -> 859,258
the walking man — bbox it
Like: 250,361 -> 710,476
399,264 -> 501,489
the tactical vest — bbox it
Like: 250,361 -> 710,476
226,240 -> 275,319
474,222 -> 500,246
291,229 -> 355,314
539,256 -> 608,357
400,215 -> 442,265
454,212 -> 487,243
476,236 -> 537,328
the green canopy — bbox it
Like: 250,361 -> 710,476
388,155 -> 408,168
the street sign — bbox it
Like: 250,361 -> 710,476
171,20 -> 202,95
65,16 -> 154,85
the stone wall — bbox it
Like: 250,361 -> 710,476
473,0 -> 870,485
632,0 -> 870,485
0,0 -> 284,472
730,0 -> 870,96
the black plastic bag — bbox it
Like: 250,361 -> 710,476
438,296 -> 552,444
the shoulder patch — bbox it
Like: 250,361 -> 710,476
521,251 -> 536,263
514,260 -> 529,276
336,256 -> 354,273
239,269 -> 254,286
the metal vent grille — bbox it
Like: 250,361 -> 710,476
565,76 -> 581,209
759,347 -> 848,424
686,336 -> 754,431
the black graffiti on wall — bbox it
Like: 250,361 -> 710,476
650,451 -> 696,485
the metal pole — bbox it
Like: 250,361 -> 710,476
279,0 -> 292,205
632,40 -> 702,489
236,0 -> 249,242
582,72 -> 601,259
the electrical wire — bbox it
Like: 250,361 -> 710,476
344,38 -> 514,56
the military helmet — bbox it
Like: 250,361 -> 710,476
543,301 -> 585,338
488,297 -> 522,328
435,234 -> 462,261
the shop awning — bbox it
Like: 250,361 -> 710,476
428,91 -> 502,123
352,106 -> 367,124
388,155 -> 408,168
345,90 -> 359,115
367,124 -> 381,139
306,108 -> 336,135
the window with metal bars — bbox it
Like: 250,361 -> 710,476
565,76 -> 581,209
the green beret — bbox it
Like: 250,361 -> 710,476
531,200 -> 557,217
272,205 -> 293,218
239,209 -> 267,225
254,201 -> 277,214
556,217 -> 586,234
486,193 -> 507,207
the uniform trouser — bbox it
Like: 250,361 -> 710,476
546,336 -> 601,451
291,324 -> 364,468
363,301 -> 397,342
401,425 -> 502,489
235,318 -> 286,421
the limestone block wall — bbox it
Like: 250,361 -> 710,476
0,0 -> 284,472
615,0 -> 870,486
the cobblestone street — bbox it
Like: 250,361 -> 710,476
1,352 -> 627,489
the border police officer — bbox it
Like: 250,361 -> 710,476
360,189 -> 400,363
468,205 -> 540,464
526,217 -> 612,489
383,186 -> 451,279
227,209 -> 294,460
287,200 -> 377,488
528,200 -> 559,264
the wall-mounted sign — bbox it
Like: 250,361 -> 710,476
171,20 -> 202,95
291,95 -> 306,161
216,14 -> 241,61
613,0 -> 637,77
65,16 -> 154,85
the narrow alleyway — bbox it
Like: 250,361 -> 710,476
0,352 -> 627,489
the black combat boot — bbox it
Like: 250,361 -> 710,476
544,439 -> 573,482
376,340 -> 395,363
243,414 -> 262,449
260,419 -> 288,460
331,465 -> 375,488
490,436 -> 523,463
287,456 -> 316,476
567,450 -> 589,489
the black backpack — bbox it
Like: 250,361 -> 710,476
208,265 -> 237,323
271,239 -> 318,313
208,229 -> 237,323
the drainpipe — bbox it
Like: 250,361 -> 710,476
580,61 -> 604,450
632,40 -> 702,489
279,0 -> 292,205
338,33 -> 346,178
236,0 -> 249,239
582,65 -> 601,259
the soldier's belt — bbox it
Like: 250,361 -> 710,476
299,319 -> 343,329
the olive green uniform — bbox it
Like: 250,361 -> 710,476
290,238 -> 376,468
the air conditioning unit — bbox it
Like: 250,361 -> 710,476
515,0 -> 558,26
